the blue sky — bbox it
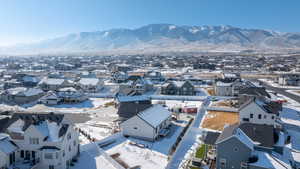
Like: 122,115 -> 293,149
0,0 -> 299,46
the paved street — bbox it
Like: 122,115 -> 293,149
258,80 -> 300,103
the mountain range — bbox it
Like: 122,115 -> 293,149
2,24 -> 300,54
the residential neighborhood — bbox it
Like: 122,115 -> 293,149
0,53 -> 299,169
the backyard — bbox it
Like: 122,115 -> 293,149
201,110 -> 239,131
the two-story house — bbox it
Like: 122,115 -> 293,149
0,113 -> 79,169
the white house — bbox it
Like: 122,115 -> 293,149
0,113 -> 79,169
39,91 -> 61,105
214,81 -> 233,96
77,78 -> 103,93
121,105 -> 172,141
239,98 -> 281,126
57,87 -> 87,103
0,134 -> 18,169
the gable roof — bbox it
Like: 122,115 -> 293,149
216,123 -> 275,148
78,78 -> 100,86
238,123 -> 275,148
137,105 -> 171,128
239,97 -> 281,115
0,134 -> 18,154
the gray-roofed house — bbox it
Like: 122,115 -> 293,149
120,104 -> 172,141
116,95 -> 152,121
215,123 -> 282,169
0,87 -> 44,105
0,134 -> 18,169
161,81 -> 195,96
239,97 -> 281,126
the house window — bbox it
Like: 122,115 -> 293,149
133,127 -> 138,130
56,152 -> 59,159
250,114 -> 253,118
242,118 -> 249,122
21,150 -> 24,158
69,145 -> 71,152
258,114 -> 262,119
29,138 -> 39,144
220,158 -> 226,167
73,140 -> 76,146
49,165 -> 54,169
234,147 -> 238,152
63,150 -> 65,157
264,115 -> 267,119
271,116 -> 275,119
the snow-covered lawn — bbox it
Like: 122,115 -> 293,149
0,98 -> 114,114
84,121 -> 188,169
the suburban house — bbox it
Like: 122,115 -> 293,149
55,63 -> 75,71
39,91 -> 61,105
57,87 -> 87,103
239,98 -> 281,126
0,134 -> 18,169
0,113 -> 79,169
215,123 -> 291,169
120,104 -> 172,141
21,75 -> 40,87
0,87 -> 44,105
38,78 -> 74,91
111,71 -> 128,83
278,73 -> 300,86
116,95 -> 152,121
144,70 -> 165,83
77,78 -> 103,93
161,81 -> 195,96
214,81 -> 234,96
238,86 -> 271,106
118,78 -> 153,96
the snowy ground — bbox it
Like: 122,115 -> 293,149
76,120 -> 188,169
286,90 -> 300,97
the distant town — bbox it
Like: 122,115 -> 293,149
0,52 -> 300,169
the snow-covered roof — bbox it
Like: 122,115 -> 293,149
0,134 -> 18,154
7,119 -> 25,134
216,81 -> 232,87
32,120 -> 65,142
40,78 -> 65,85
78,78 -> 100,86
137,105 -> 171,128
22,75 -> 39,83
6,87 -> 44,97
23,88 -> 44,97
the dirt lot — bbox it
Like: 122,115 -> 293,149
201,110 -> 239,131
205,88 -> 215,96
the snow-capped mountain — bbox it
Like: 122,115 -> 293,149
2,24 -> 300,54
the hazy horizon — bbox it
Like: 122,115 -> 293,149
0,0 -> 299,46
